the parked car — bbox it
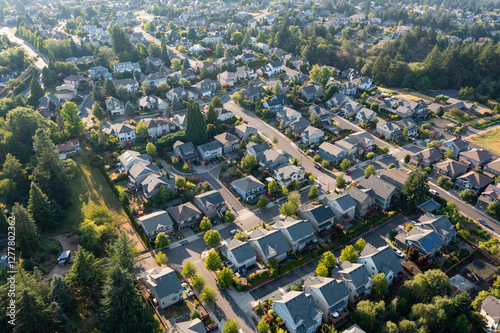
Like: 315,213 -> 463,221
154,113 -> 161,117
478,218 -> 487,226
429,189 -> 438,196
230,229 -> 238,235
344,170 -> 351,175
314,164 -> 321,170
386,153 -> 393,158
207,323 -> 218,331
394,249 -> 405,258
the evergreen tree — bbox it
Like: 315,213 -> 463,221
12,203 -> 39,255
183,57 -> 190,69
61,102 -> 85,137
101,266 -> 155,333
160,38 -> 171,67
108,24 -> 134,55
210,96 -> 223,108
106,233 -> 137,273
92,82 -> 105,102
215,39 -> 224,57
401,168 -> 429,212
206,104 -> 217,124
185,99 -> 207,145
50,275 -> 76,314
66,246 -> 105,302
104,79 -> 116,97
28,182 -> 56,232
28,75 -> 44,105
125,101 -> 135,116
0,209 -> 8,235
92,101 -> 105,120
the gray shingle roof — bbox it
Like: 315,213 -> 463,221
232,175 -> 265,193
195,190 -> 225,210
167,318 -> 206,333
251,228 -> 291,258
167,202 -> 201,222
359,175 -> 398,200
304,276 -> 350,311
222,239 -> 257,264
146,266 -> 183,300
480,296 -> 500,325
359,244 -> 403,275
273,219 -> 315,242
274,291 -> 322,331
339,262 -> 372,289
196,141 -> 222,153
344,324 -> 366,333
138,211 -> 174,234
300,204 -> 335,226
331,194 -> 357,211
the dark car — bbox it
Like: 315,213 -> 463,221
154,113 -> 161,117
206,323 -> 218,331
478,218 -> 487,226
314,164 -> 321,170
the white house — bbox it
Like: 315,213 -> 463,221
196,141 -> 223,161
113,61 -> 141,73
215,107 -> 234,122
114,78 -> 139,93
221,239 -> 257,271
356,244 -> 403,285
480,296 -> 500,332
105,96 -> 125,116
329,194 -> 357,223
301,126 -> 325,145
272,218 -> 316,253
145,267 -> 183,309
273,164 -> 305,188
105,122 -> 136,141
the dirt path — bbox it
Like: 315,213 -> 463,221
45,234 -> 79,280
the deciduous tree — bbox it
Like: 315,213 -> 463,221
372,273 -> 389,300
340,245 -> 357,263
155,232 -> 170,249
182,261 -> 197,277
200,217 -> 212,231
61,102 -> 85,136
200,285 -> 217,304
205,250 -> 222,271
217,267 -> 234,288
204,230 -> 221,247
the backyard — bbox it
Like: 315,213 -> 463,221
468,127 -> 500,155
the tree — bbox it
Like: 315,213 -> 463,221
340,158 -> 351,171
308,185 -> 319,199
273,81 -> 282,95
354,238 -> 367,252
280,200 -> 298,217
50,275 -> 76,314
191,273 -> 205,289
340,245 -> 358,263
205,250 -> 222,271
206,104 -> 217,124
309,64 -> 321,83
28,182 -> 56,232
257,195 -> 269,209
200,217 -> 212,231
487,200 -> 500,219
352,300 -> 385,332
185,100 -> 207,145
383,321 -> 399,333
217,267 -> 234,288
381,146 -> 390,154
365,165 -> 377,178
136,121 -> 148,139
444,148 -> 455,159
125,101 -> 135,116
154,251 -> 168,266
160,38 -> 171,67
310,112 -> 322,127
13,203 -> 39,254
92,101 -> 105,119
316,262 -> 330,277
268,179 -> 280,194
257,319 -> 270,333
459,189 -> 475,203
182,261 -> 197,277
234,231 -> 248,241
101,266 -> 155,333
336,174 -> 346,188
175,177 -> 187,188
367,152 -> 375,159
436,106 -> 444,117
67,246 -> 104,302
241,153 -> 257,172
104,79 -> 117,97
200,285 -> 217,304
155,232 -> 170,249
28,75 -> 44,105
171,58 -> 182,71
372,273 -> 389,300
401,168 -> 429,212
146,142 -> 157,156
404,154 -> 411,164
223,319 -> 240,333
61,102 -> 85,136
281,186 -> 288,196
204,230 -> 221,247
190,309 -> 201,320
223,211 -> 236,223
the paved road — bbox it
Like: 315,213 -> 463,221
0,27 -> 48,70
79,93 -> 94,125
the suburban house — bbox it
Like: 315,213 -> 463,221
214,132 -> 240,154
118,151 -> 151,172
329,194 -> 357,223
273,218 -> 317,253
172,114 -> 186,130
483,159 -> 500,178
276,107 -> 301,126
192,78 -> 217,97
235,124 -> 258,141
235,65 -> 257,80
357,244 -> 403,284
358,175 -> 399,210
173,141 -> 199,165
167,202 -> 202,229
304,276 -> 350,323
355,108 -> 377,123
114,61 -> 141,73
166,87 -> 195,102
166,318 -> 205,333
216,56 -> 236,68
273,291 -> 323,333
196,141 -> 223,161
249,227 -> 291,265
432,159 -> 468,180
128,162 -> 161,187
259,60 -> 283,76
340,100 -> 363,118
290,116 -> 311,134
246,142 -> 269,160
396,119 -> 419,138
479,296 -> 500,333
144,118 -> 174,137
442,137 -> 469,158
376,121 -> 403,142
379,168 -> 410,191
326,92 -> 352,108
114,78 -> 139,92
335,138 -> 359,157
141,174 -> 176,200
215,108 -> 235,122
236,52 -> 258,63
105,97 -> 125,116
263,93 -> 292,112
418,213 -> 457,245
300,84 -> 324,101
259,149 -> 288,170
338,81 -> 357,95
299,204 -> 336,236
241,86 -> 265,101
221,239 -> 257,272
194,190 -> 226,218
301,126 -> 325,145
455,171 -> 492,193
57,139 -> 81,160
338,261 -> 373,302
349,132 -> 375,153
309,105 -> 332,125
273,164 -> 306,187
143,73 -> 167,87
344,324 -> 366,333
231,175 -> 265,201
89,66 -> 112,80
478,184 -> 500,206
355,76 -> 374,90
344,186 -> 377,217
138,211 -> 175,240
410,148 -> 442,168
137,96 -> 167,110
218,71 -> 237,87
444,99 -> 476,114
318,142 -> 347,164
105,122 -> 136,141
145,266 -> 183,309
459,148 -> 493,167
64,74 -> 84,87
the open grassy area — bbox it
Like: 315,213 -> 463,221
51,145 -> 128,235
468,128 -> 500,155
377,87 -> 434,103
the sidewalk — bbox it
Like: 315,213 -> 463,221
191,282 -> 225,328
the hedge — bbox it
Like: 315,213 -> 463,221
470,116 -> 500,129
248,269 -> 271,284
247,59 -> 267,69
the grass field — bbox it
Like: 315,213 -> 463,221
377,87 -> 434,103
468,127 -> 500,154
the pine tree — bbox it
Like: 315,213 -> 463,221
28,182 -> 56,232
61,102 -> 85,137
108,24 -> 133,55
104,79 -> 117,97
185,100 -> 207,145
50,275 -> 76,314
92,101 -> 105,120
28,75 -> 44,105
67,246 -> 105,302
161,38 -> 171,67
0,209 -> 7,235
106,233 -> 137,273
12,203 -> 39,255
92,82 -> 105,102
125,101 -> 135,116
206,104 -> 217,124
215,39 -> 224,57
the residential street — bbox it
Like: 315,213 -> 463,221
0,27 -> 48,70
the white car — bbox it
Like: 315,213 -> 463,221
429,189 -> 438,196
386,153 -> 393,158
230,229 -> 239,235
394,249 -> 405,258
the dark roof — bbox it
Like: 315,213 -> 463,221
146,266 -> 183,300
222,239 -> 257,264
138,211 -> 174,234
304,276 -> 350,312
167,202 -> 201,222
273,219 -> 315,242
174,141 -> 199,160
301,204 -> 335,225
339,262 -> 372,289
250,228 -> 291,258
232,175 -> 265,193
359,244 -> 403,275
195,190 -> 225,209
273,291 -> 322,331
359,175 -> 398,200
196,141 -> 222,153
331,194 -> 357,211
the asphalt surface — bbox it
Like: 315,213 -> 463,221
0,27 -> 48,70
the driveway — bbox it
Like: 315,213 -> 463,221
45,234 -> 79,279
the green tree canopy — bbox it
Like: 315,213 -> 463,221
372,273 -> 389,300
223,319 -> 240,333
354,238 -> 367,252
340,245 -> 358,263
200,285 -> 217,304
61,102 -> 85,137
155,232 -> 170,249
217,267 -> 234,288
185,99 -> 207,145
200,217 -> 212,231
204,230 -> 221,247
365,165 -> 377,179
182,261 -> 197,277
205,250 -> 222,271
401,168 -> 429,212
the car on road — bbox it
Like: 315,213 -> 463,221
429,189 -> 438,196
344,170 -> 351,175
478,218 -> 487,226
314,164 -> 321,170
154,113 -> 161,117
353,158 -> 360,163
230,229 -> 238,235
206,323 -> 218,331
180,240 -> 188,245
394,249 -> 405,258
386,153 -> 393,158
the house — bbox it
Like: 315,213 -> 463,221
376,121 -> 403,142
246,142 -> 269,160
379,168 -> 409,191
221,239 -> 257,272
173,141 -> 199,165
356,108 -> 377,123
142,174 -> 175,200
143,73 -> 167,87
357,244 -> 403,284
298,204 -> 336,236
455,171 -> 492,193
137,96 -> 167,111
218,71 -> 237,87
167,202 -> 202,229
241,86 -> 264,101
214,132 -> 240,153
118,151 -> 151,172
318,142 -> 347,164
339,100 -> 363,118
442,137 -> 469,158
304,276 -> 350,323
166,87 -> 195,103
145,266 -> 183,309
235,124 -> 258,141
358,175 -> 399,210
335,138 -> 359,158
145,118 -> 174,137
417,213 -> 457,245
114,78 -> 139,92
338,261 -> 373,302
273,218 -> 316,253
349,132 -> 375,153
193,78 -> 217,97
259,61 -> 283,76
196,141 -> 223,161
263,93 -> 291,112
105,122 -> 136,141
166,318 -> 206,333
479,295 -> 500,332
259,149 -> 288,170
290,116 -> 311,134
301,126 -> 325,146
309,105 -> 332,125
276,107 -> 301,126
235,65 -> 257,80
410,148 -> 442,168
113,61 -> 141,73
169,70 -> 197,82
273,164 -> 306,188
129,162 -> 161,187
55,84 -> 77,100
396,119 -> 419,138
138,211 -> 175,239
344,186 -> 377,217
89,66 -> 112,80
216,56 -> 236,68
145,56 -> 164,69
484,159 -> 500,178
338,81 -> 357,95
232,175 -> 265,201
194,190 -> 226,218
255,42 -> 269,51
300,84 -> 324,102
459,148 -> 493,167
355,76 -> 374,90
215,108 -> 234,122
273,291 -> 323,333
326,92 -> 352,108
172,114 -> 186,130
432,159 -> 468,180
105,97 -> 125,116
250,227 -> 291,265
236,52 -> 258,63
57,139 -> 81,160
329,194 -> 357,223
64,75 -> 84,87
444,99 -> 476,114
344,324 -> 366,333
